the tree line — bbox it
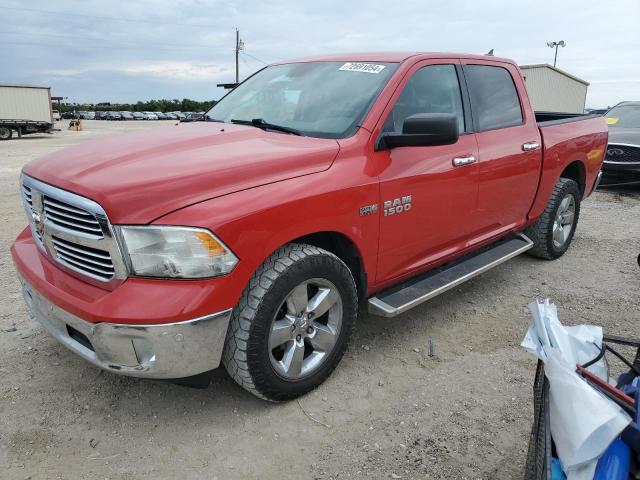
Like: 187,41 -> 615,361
56,98 -> 216,113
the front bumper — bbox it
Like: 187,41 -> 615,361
601,163 -> 640,186
20,276 -> 232,379
603,161 -> 640,174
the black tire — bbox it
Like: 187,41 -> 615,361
222,243 -> 358,401
526,177 -> 581,260
0,126 -> 12,140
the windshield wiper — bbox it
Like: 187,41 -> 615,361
230,118 -> 304,136
204,115 -> 225,123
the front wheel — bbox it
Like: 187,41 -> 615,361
222,244 -> 358,401
526,177 -> 581,259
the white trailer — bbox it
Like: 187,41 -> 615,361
0,84 -> 54,140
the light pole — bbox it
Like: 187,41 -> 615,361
546,40 -> 566,67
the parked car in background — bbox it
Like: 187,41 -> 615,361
170,111 -> 186,120
61,111 -> 76,119
120,111 -> 134,120
165,112 -> 178,120
131,112 -> 145,120
585,108 -> 608,116
180,112 -> 205,123
52,110 -> 61,121
105,111 -> 122,121
94,111 -> 107,120
601,101 -> 640,186
84,111 -> 96,120
153,112 -> 168,120
144,112 -> 159,120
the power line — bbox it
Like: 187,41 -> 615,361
0,5 -> 230,29
241,51 -> 270,65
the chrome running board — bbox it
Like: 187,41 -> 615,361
368,234 -> 534,317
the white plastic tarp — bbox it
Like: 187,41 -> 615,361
521,299 -> 631,480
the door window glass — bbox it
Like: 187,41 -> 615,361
464,65 -> 523,131
383,65 -> 465,134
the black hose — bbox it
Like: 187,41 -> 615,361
581,342 -> 606,369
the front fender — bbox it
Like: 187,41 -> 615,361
154,164 -> 379,312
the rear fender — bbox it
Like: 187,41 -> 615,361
529,117 -> 607,220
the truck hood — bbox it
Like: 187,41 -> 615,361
608,128 -> 640,146
23,123 -> 340,223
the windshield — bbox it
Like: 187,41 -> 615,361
605,105 -> 640,128
207,61 -> 398,138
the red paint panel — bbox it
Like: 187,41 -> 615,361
474,125 -> 542,234
529,117 -> 607,220
23,123 -> 339,224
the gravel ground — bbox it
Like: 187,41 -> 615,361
1,120 -> 639,479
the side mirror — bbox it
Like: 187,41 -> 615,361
376,113 -> 459,151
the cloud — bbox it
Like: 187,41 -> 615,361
119,62 -> 227,80
1,0 -> 638,107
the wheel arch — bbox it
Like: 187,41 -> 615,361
285,231 -> 368,301
560,160 -> 586,197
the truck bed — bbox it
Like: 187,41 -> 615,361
535,111 -> 600,127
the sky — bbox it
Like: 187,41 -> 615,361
1,0 -> 639,108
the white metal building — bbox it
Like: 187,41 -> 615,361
0,84 -> 53,123
519,64 -> 589,114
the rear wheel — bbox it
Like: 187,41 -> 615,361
526,177 -> 580,259
222,244 -> 358,401
0,126 -> 12,140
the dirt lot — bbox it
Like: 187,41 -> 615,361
1,120 -> 639,480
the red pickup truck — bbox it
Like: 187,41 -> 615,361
12,53 -> 607,401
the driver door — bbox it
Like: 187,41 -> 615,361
375,60 -> 480,284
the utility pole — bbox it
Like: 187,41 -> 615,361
235,28 -> 244,83
218,28 -> 244,90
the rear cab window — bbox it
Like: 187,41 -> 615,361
464,64 -> 523,131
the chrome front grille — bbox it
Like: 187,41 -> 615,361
21,184 -> 44,246
43,196 -> 104,237
22,184 -> 32,206
20,174 -> 127,287
52,236 -> 115,280
605,144 -> 640,164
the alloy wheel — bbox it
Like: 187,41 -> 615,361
268,278 -> 343,380
552,194 -> 576,248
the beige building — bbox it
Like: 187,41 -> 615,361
519,64 -> 589,114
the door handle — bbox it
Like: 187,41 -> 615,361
522,141 -> 540,152
452,155 -> 476,167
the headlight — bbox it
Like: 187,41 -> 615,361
116,226 -> 238,279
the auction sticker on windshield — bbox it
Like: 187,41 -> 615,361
339,62 -> 386,74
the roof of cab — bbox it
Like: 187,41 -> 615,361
275,52 -> 517,65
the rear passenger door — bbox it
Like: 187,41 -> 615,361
462,61 -> 542,237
